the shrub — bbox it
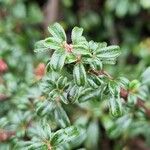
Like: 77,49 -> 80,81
9,23 -> 149,149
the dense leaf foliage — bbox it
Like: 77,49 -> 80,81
0,0 -> 150,149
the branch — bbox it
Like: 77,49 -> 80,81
90,69 -> 150,118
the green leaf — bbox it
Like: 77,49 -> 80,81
34,40 -> 49,53
54,106 -> 70,128
97,42 -> 107,49
40,78 -> 56,93
71,27 -> 84,44
87,75 -> 103,89
108,115 -> 132,138
108,82 -> 123,117
109,96 -> 123,117
19,123 -> 52,149
73,63 -> 87,86
28,123 -> 52,141
129,79 -> 141,91
78,88 -> 100,102
48,23 -> 66,42
48,89 -> 58,99
66,85 -> 82,103
57,76 -> 68,89
89,58 -> 103,70
85,121 -> 99,149
95,45 -> 120,65
73,44 -> 90,55
116,77 -> 129,88
19,141 -> 44,150
96,45 -> 120,59
65,53 -> 77,64
141,67 -> 150,85
60,92 -> 69,104
93,42 -> 107,54
51,126 -> 81,146
127,93 -> 137,105
88,40 -> 99,52
44,37 -> 62,50
0,117 -> 8,128
50,51 -> 66,71
87,78 -> 99,89
36,101 -> 56,116
88,41 -> 107,53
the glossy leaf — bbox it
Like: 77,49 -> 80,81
78,88 -> 100,102
71,27 -> 84,44
54,106 -> 70,128
50,51 -> 66,71
34,40 -> 49,53
141,67 -> 150,85
66,85 -> 82,103
48,23 -> 66,42
96,45 -> 120,56
129,79 -> 141,91
56,76 -> 68,89
44,37 -> 62,50
109,96 -> 123,117
73,44 -> 90,55
73,63 -> 87,86
51,126 -> 81,146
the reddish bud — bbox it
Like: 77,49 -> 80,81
63,42 -> 73,53
0,59 -> 8,73
35,63 -> 46,80
0,130 -> 15,141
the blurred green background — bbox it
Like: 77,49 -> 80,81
0,0 -> 150,149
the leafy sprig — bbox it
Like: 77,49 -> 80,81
14,23 -> 150,149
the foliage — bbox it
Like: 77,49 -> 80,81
0,0 -> 150,150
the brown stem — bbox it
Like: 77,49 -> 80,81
90,69 -> 150,118
89,69 -> 113,80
